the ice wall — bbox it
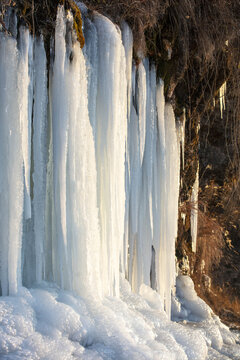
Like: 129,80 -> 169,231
50,8 -> 102,297
0,6 -> 180,316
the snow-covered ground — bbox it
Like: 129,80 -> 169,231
0,275 -> 239,360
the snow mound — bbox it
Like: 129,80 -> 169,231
0,276 -> 239,359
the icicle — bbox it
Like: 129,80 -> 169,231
121,21 -> 133,120
127,88 -> 141,290
178,109 -> 186,169
135,62 -> 156,290
154,80 -> 179,317
219,81 -> 227,119
136,62 -> 147,165
51,6 -> 69,288
164,104 -> 180,318
155,80 -> 167,307
82,15 -> 98,139
191,164 -> 199,253
33,36 -> 48,283
18,27 -> 32,220
45,38 -> 54,283
121,22 -> 133,276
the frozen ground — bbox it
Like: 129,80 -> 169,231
0,275 -> 239,360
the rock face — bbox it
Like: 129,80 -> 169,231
1,0 -> 240,326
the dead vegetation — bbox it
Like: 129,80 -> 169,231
178,200 -> 240,328
197,285 -> 240,329
83,0 -> 169,54
195,208 -> 224,274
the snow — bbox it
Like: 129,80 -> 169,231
172,275 -> 213,322
0,277 -> 239,359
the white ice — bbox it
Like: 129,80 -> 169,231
191,165 -> 199,253
0,31 -> 24,296
18,26 -> 32,220
219,81 -> 227,119
0,4 -> 239,360
93,13 -> 127,297
32,36 -> 48,283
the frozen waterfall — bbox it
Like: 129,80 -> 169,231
0,6 -> 180,306
0,6 -> 240,360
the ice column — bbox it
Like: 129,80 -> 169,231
126,64 -> 180,316
136,61 -> 156,289
0,33 -> 24,295
155,80 -> 167,305
33,37 -> 48,283
127,73 -> 142,290
49,7 -> 102,297
51,7 -> 70,288
122,21 -> 133,276
94,14 -> 127,296
164,104 -> 180,317
18,27 -> 32,220
83,15 -> 99,139
154,81 -> 180,317
66,35 -> 102,298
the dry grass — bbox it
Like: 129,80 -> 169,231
199,285 -> 240,328
195,209 -> 224,273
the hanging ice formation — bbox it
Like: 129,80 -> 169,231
190,115 -> 200,254
0,6 -> 180,317
177,108 -> 186,170
219,81 -> 227,118
191,165 -> 199,253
